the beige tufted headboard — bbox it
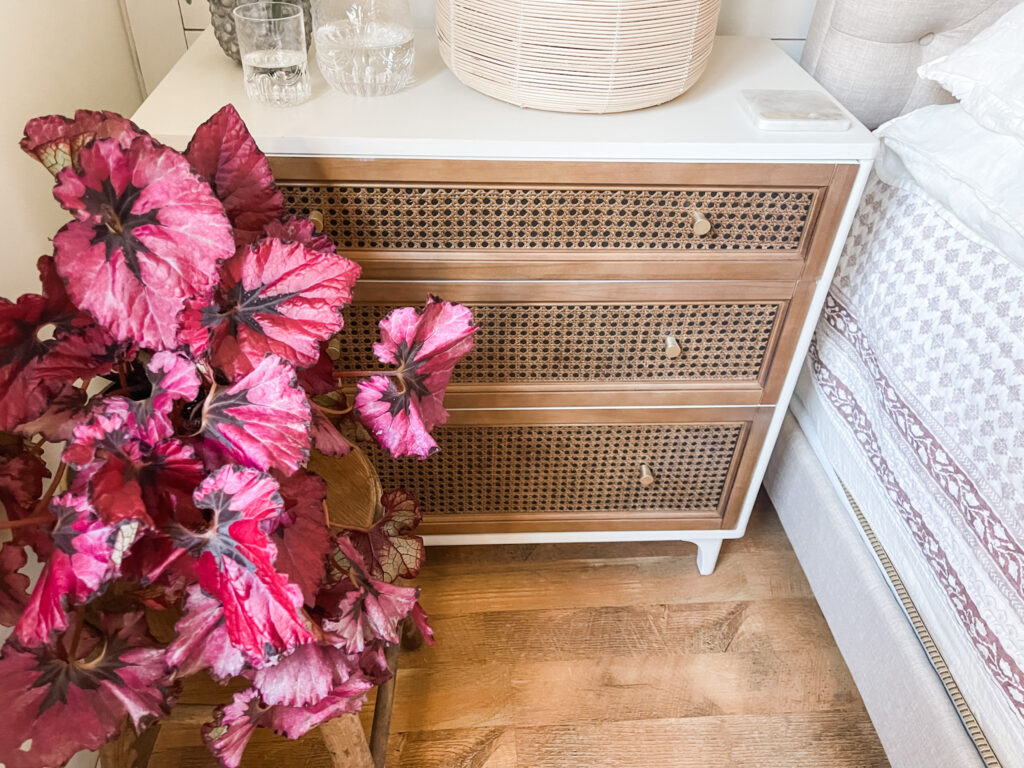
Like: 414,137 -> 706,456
801,0 -> 1020,129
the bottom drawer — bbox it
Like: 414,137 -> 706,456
366,407 -> 771,534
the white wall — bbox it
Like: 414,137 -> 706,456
1,0 -> 143,300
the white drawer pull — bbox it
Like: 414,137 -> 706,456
691,210 -> 711,236
664,336 -> 682,359
639,463 -> 656,487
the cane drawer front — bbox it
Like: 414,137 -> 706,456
339,281 -> 796,399
368,407 -> 770,534
271,159 -> 857,282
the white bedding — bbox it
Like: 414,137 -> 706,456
794,172 -> 1024,767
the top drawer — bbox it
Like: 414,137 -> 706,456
270,159 -> 858,282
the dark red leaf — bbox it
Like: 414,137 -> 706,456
202,355 -> 311,473
0,611 -> 174,768
0,256 -> 121,431
310,406 -> 353,457
15,493 -> 142,646
53,136 -> 234,349
190,238 -> 360,380
165,584 -> 246,681
0,449 -> 52,556
202,680 -> 370,768
296,342 -> 338,395
13,384 -> 88,442
0,543 -> 30,626
186,104 -> 283,246
270,469 -> 331,604
333,489 -> 424,583
173,466 -> 313,664
20,109 -> 144,176
355,297 -> 476,458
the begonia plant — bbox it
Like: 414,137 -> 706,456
0,105 -> 476,768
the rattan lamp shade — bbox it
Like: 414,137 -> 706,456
435,0 -> 722,113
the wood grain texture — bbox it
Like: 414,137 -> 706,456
147,497 -> 888,767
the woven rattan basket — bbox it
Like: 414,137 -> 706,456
436,0 -> 722,113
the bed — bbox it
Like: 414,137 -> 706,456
764,2 -> 1024,767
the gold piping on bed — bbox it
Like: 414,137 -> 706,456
840,481 -> 1002,768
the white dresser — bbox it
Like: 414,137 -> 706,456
134,31 -> 876,574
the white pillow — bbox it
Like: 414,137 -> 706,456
874,104 -> 1024,264
918,3 -> 1024,140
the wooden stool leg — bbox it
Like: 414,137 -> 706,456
368,634 -> 403,767
322,714 -> 374,768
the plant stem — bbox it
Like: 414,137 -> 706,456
69,605 -> 87,659
0,514 -> 54,531
32,462 -> 66,517
312,400 -> 354,416
332,369 -> 399,380
328,520 -> 371,533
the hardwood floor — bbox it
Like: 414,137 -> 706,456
148,491 -> 889,767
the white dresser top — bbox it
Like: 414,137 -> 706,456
133,30 -> 876,163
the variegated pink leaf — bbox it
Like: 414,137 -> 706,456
202,355 -> 311,473
247,641 -> 360,707
0,543 -> 30,626
52,136 -> 234,349
270,469 -> 331,604
319,539 -> 419,654
20,109 -> 144,176
0,611 -> 174,768
355,297 -> 476,458
15,493 -> 142,647
165,584 -> 246,681
173,466 -> 312,664
186,104 -> 284,246
261,215 -> 336,254
202,680 -> 370,768
191,238 -> 359,380
13,383 -> 88,443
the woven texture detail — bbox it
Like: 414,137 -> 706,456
369,423 -> 743,516
338,302 -> 780,383
281,185 -> 815,251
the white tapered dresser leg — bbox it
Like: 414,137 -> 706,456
695,539 -> 723,576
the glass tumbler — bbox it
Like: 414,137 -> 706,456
234,2 -> 312,106
311,0 -> 415,96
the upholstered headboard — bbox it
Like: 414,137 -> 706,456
801,0 -> 1019,129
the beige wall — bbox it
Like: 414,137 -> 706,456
2,0 -> 143,300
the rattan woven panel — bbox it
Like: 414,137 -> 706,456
281,185 -> 815,251
337,302 -> 780,383
369,423 -> 744,516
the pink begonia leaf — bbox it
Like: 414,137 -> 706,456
203,680 -> 371,768
147,350 -> 201,408
355,297 -> 476,458
248,641 -> 360,707
191,238 -> 360,380
0,611 -> 174,768
202,355 -> 311,473
358,640 -> 392,686
20,109 -> 144,176
270,469 -> 331,604
261,215 -> 337,254
165,584 -> 246,681
296,342 -> 338,395
0,450 -> 53,557
15,493 -> 142,647
64,398 -> 204,527
320,538 -> 419,654
310,406 -> 353,457
186,104 -> 284,246
333,489 -> 424,583
0,256 -> 121,431
410,601 -> 435,646
52,136 -> 234,349
13,383 -> 88,442
0,543 -> 30,626
172,466 -> 313,664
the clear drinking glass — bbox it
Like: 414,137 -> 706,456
311,0 -> 415,96
234,2 -> 312,106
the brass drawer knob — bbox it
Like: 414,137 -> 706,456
691,210 -> 712,236
308,209 -> 325,232
664,336 -> 682,359
639,463 -> 655,487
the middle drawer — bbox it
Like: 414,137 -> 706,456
339,280 -> 799,406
